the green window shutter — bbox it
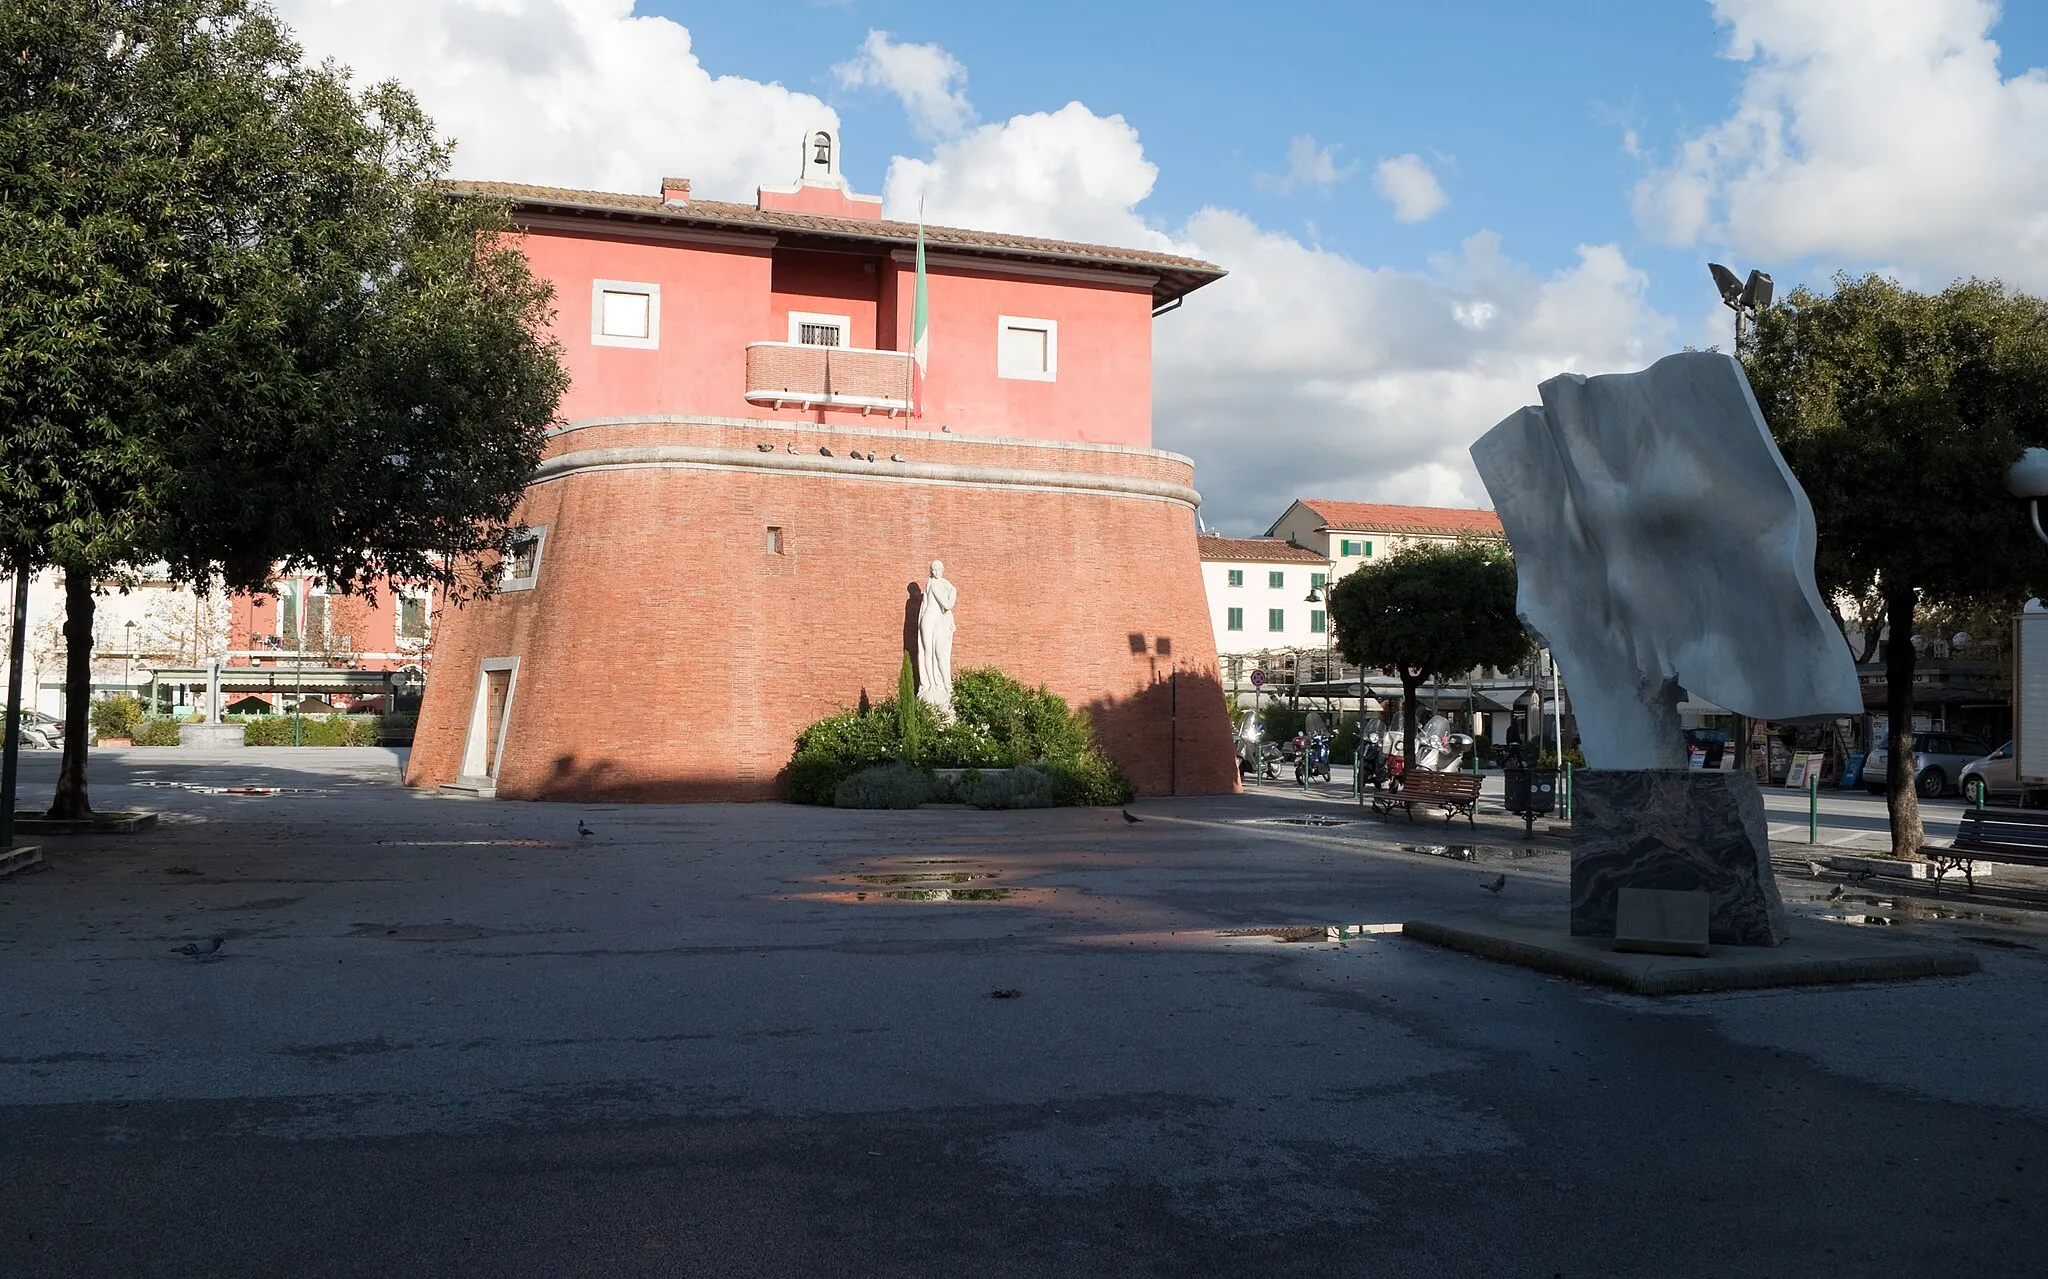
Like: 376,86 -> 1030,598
1311,610 -> 1326,633
1269,571 -> 1284,589
1268,608 -> 1285,631
1226,607 -> 1243,631
1311,572 -> 1326,588
1363,540 -> 1373,556
1227,569 -> 1243,587
1340,539 -> 1356,556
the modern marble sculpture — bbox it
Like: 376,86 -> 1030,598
916,560 -> 957,718
1470,351 -> 1861,945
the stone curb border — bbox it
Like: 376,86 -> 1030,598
10,811 -> 159,836
0,845 -> 45,878
1402,918 -> 1981,996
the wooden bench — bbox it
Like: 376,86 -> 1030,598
1370,770 -> 1482,828
1939,807 -> 2048,891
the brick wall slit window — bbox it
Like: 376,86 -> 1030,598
1226,569 -> 1243,587
1226,607 -> 1244,631
1267,608 -> 1285,632
766,526 -> 785,554
592,280 -> 660,349
997,316 -> 1057,381
1268,570 -> 1285,589
502,527 -> 547,592
1311,609 -> 1327,634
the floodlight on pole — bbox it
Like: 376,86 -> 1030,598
2008,447 -> 2048,547
1708,262 -> 1774,348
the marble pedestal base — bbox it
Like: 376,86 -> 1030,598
1571,769 -> 1788,947
178,723 -> 246,749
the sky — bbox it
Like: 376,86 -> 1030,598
274,0 -> 2048,532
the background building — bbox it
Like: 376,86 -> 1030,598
408,131 -> 1239,800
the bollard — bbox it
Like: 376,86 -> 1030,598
1808,770 -> 1819,844
1564,761 -> 1573,822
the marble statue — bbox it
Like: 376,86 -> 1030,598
1469,351 -> 1861,770
916,560 -> 957,717
1469,351 -> 1861,946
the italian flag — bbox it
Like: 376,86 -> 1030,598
911,205 -> 929,414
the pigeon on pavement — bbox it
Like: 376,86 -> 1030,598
1827,884 -> 1846,901
1807,860 -> 1827,877
577,820 -> 594,841
1481,874 -> 1507,895
1122,809 -> 1141,824
174,937 -> 224,957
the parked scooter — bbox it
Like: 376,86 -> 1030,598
1295,733 -> 1332,785
1357,737 -> 1390,789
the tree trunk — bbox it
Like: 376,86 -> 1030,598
1401,669 -> 1422,773
1883,588 -> 1921,859
48,567 -> 94,820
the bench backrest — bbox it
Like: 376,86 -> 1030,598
1404,770 -> 1482,800
1955,808 -> 2048,855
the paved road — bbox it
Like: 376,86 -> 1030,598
4,749 -> 2046,1276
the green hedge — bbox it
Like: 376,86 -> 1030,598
91,696 -> 145,739
236,714 -> 381,746
133,718 -> 187,746
788,667 -> 1133,807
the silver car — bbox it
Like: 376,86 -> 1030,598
1959,742 -> 2021,807
1865,731 -> 1994,799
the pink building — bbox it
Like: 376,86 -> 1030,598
410,131 -> 1240,801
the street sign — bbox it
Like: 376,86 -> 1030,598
1250,669 -> 1266,688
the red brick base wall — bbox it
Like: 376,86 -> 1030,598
407,418 -> 1240,801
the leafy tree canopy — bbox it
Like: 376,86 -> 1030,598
1326,538 -> 1528,767
0,0 -> 568,816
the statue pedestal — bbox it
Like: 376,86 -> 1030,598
178,723 -> 246,749
1570,769 -> 1788,947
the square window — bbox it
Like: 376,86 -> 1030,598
1311,572 -> 1327,589
1311,610 -> 1326,634
1227,569 -> 1243,587
1268,571 -> 1285,589
591,280 -> 660,349
1340,539 -> 1356,556
1268,608 -> 1285,632
997,316 -> 1057,381
1226,607 -> 1243,631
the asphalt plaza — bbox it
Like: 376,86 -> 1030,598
4,748 -> 2047,1276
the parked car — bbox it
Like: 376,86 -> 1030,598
1959,742 -> 2022,807
1864,731 -> 1994,799
12,710 -> 62,750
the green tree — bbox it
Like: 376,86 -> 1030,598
1326,539 -> 1529,772
1744,275 -> 2048,857
0,0 -> 566,817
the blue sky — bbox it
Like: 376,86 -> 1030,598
280,0 -> 2048,529
666,0 -> 2045,325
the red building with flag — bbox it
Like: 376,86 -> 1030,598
407,131 -> 1239,800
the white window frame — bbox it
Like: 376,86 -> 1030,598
787,310 -> 853,347
997,315 -> 1058,381
460,657 -> 520,781
592,279 -> 660,349
500,526 -> 547,592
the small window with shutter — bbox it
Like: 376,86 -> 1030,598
788,311 -> 852,347
997,316 -> 1057,381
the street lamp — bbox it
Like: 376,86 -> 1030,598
1306,573 -> 1335,719
2008,447 -> 2048,546
123,620 -> 136,698
1709,262 -> 1774,348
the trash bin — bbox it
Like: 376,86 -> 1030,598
1503,766 -> 1558,837
1839,753 -> 1864,788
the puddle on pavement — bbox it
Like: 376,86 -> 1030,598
1263,815 -> 1352,828
879,887 -> 1013,901
350,922 -> 518,941
378,839 -> 568,848
1217,925 -> 1327,943
795,886 -> 1060,907
853,871 -> 997,884
1823,896 -> 2038,943
1400,843 -> 1544,862
133,781 -> 315,796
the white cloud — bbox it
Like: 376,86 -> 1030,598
1257,134 -> 1360,196
272,0 -> 836,198
833,29 -> 975,142
1634,0 -> 2048,288
1373,153 -> 1450,223
890,107 -> 1666,530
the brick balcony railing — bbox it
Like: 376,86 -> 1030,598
744,342 -> 914,414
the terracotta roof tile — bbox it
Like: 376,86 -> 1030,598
1196,536 -> 1330,564
447,180 -> 1225,303
1292,501 -> 1503,538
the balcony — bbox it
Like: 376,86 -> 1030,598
745,342 -> 914,415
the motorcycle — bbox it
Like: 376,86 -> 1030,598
1295,733 -> 1332,785
1237,737 -> 1283,780
1356,738 -> 1390,789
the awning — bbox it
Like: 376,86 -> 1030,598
145,666 -> 397,694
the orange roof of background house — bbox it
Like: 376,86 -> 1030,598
1195,536 -> 1330,564
1289,501 -> 1504,538
447,180 -> 1226,308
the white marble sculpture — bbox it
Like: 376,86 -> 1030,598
916,560 -> 957,718
1469,351 -> 1861,769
